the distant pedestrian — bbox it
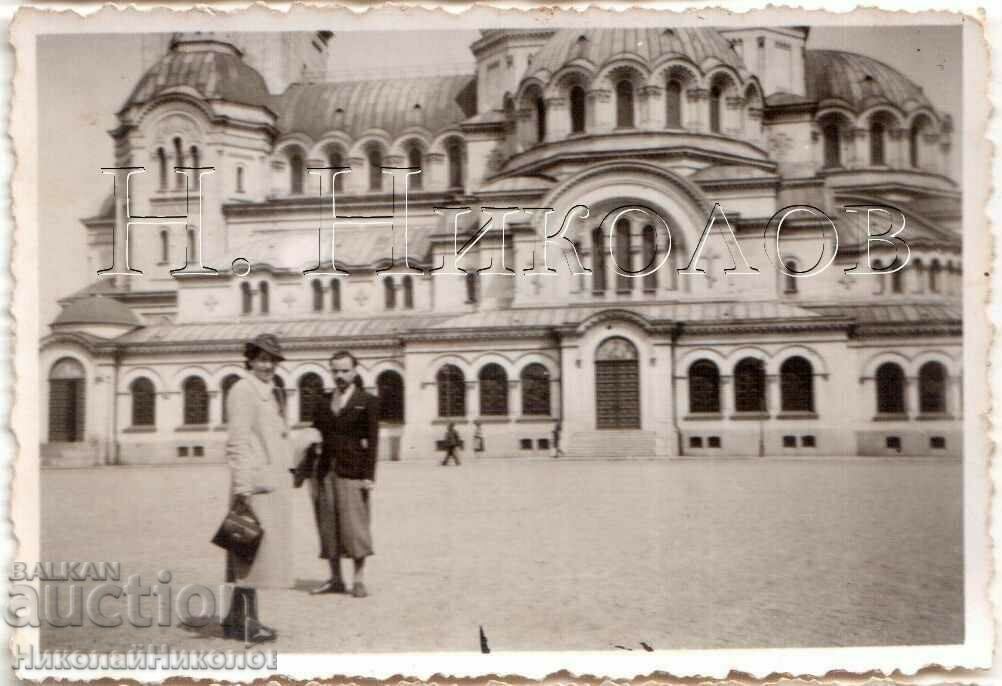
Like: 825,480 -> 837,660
551,420 -> 565,458
473,420 -> 484,453
441,422 -> 462,466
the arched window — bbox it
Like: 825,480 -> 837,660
891,257 -> 904,294
447,139 -> 465,190
591,226 -> 606,294
642,224 -> 657,291
784,261 -> 798,294
465,272 -> 479,304
614,218 -> 631,292
156,148 -> 167,191
289,152 -> 304,194
368,146 -> 383,191
130,377 -> 156,427
822,124 -> 841,168
919,361 -> 947,414
436,364 -> 466,417
876,362 -> 906,414
479,363 -> 509,416
259,281 -> 269,314
48,358 -> 86,442
520,363 -> 551,415
688,360 -> 720,413
535,95 -> 546,143
377,370 -> 405,422
189,146 -> 200,189
328,149 -> 344,192
182,376 -> 209,426
173,137 -> 184,189
235,166 -> 245,193
402,275 -> 414,309
734,358 -> 766,413
240,282 -> 252,314
330,279 -> 341,311
616,79 -> 635,128
298,372 -> 325,423
312,280 -> 324,312
709,86 -> 723,134
869,121 -> 886,166
384,277 -> 396,309
780,356 -> 814,413
929,260 -> 942,293
407,144 -> 423,191
159,229 -> 169,264
666,79 -> 683,128
909,122 -> 920,168
220,374 -> 240,424
570,85 -> 586,133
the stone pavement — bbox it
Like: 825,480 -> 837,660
39,456 -> 963,652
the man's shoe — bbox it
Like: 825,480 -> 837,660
310,579 -> 347,595
244,617 -> 278,644
352,582 -> 368,598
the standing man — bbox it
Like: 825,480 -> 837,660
312,351 -> 380,598
441,422 -> 462,466
551,420 -> 565,458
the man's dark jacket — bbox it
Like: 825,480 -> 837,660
311,387 -> 380,481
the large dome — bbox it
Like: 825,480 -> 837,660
53,296 -> 141,328
804,49 -> 935,114
527,28 -> 747,79
120,34 -> 272,112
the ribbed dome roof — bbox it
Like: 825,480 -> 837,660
275,75 -> 475,141
121,36 -> 272,112
805,49 -> 934,113
53,296 -> 141,328
527,28 -> 746,79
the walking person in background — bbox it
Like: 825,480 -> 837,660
441,422 -> 462,466
313,350 -> 380,598
551,420 -> 565,458
221,333 -> 293,643
473,419 -> 484,453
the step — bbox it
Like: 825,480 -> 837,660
567,430 -> 658,458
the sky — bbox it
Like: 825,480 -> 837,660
37,26 -> 963,335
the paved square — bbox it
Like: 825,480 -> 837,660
40,457 -> 963,652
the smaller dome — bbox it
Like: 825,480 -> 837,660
121,36 -> 272,112
527,28 -> 747,81
805,49 -> 935,114
53,296 -> 141,328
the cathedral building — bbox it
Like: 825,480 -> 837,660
40,28 -> 962,465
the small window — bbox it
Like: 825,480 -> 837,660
537,438 -> 550,450
689,436 -> 703,448
886,436 -> 902,451
930,436 -> 946,450
236,166 -> 245,193
707,436 -> 721,448
783,435 -> 796,448
520,438 -> 533,450
177,446 -> 189,458
192,446 -> 204,457
802,435 -> 816,448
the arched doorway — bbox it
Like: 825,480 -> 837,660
595,336 -> 640,429
48,358 -> 86,442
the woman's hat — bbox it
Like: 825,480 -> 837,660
244,333 -> 285,362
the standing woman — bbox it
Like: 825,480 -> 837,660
221,333 -> 293,643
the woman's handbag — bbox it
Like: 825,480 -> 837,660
211,496 -> 263,562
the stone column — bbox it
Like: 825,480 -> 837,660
639,85 -> 664,129
810,129 -> 822,169
850,127 -> 868,169
905,376 -> 918,417
747,107 -> 764,148
720,376 -> 734,417
305,157 -> 325,195
923,131 -> 942,174
346,156 -> 366,193
587,89 -> 612,133
545,96 -> 569,142
509,379 -> 521,419
466,380 -> 477,420
425,152 -> 446,189
766,374 -> 780,416
685,88 -> 708,132
270,159 -> 285,196
725,96 -> 745,137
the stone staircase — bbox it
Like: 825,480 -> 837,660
566,430 -> 658,458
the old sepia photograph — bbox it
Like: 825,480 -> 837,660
9,7 -> 991,679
